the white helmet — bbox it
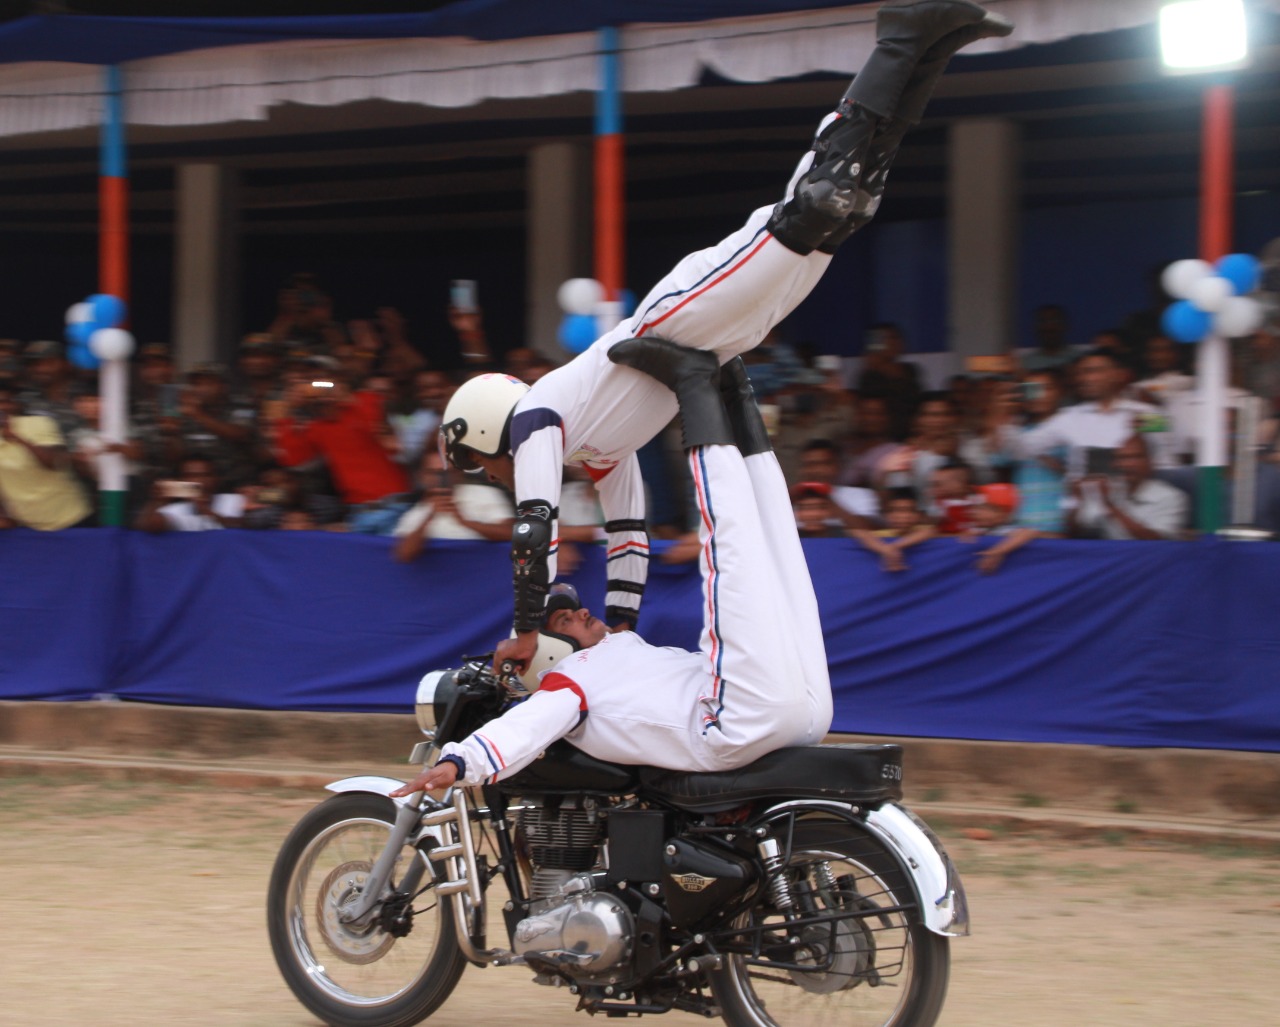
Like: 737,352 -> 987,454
509,583 -> 586,692
510,631 -> 577,693
439,373 -> 530,472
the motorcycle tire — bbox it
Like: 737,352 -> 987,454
710,814 -> 950,1027
267,792 -> 468,1027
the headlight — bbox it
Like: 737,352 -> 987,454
415,670 -> 449,735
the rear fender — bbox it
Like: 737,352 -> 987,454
864,803 -> 969,937
754,798 -> 968,938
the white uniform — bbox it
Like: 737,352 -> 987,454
442,444 -> 834,786
998,398 -> 1175,476
510,141 -> 832,627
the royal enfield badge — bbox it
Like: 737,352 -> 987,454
671,872 -> 717,893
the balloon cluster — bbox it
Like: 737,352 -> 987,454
64,294 -> 135,370
1161,253 -> 1264,343
556,278 -> 637,354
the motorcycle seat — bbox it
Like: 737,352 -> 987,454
637,744 -> 904,812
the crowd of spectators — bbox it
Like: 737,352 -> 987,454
2,278 -> 1279,574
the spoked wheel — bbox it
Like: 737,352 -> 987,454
267,792 -> 468,1027
711,816 -> 950,1027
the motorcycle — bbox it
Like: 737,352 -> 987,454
267,655 -> 968,1027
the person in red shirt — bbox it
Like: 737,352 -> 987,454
271,365 -> 412,533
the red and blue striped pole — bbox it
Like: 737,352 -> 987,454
1195,83 -> 1234,533
98,65 -> 130,527
594,26 -> 624,312
100,65 -> 129,307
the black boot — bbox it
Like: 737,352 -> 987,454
816,9 -> 1014,254
719,357 -> 772,457
843,0 -> 993,119
767,0 -> 993,255
608,337 -> 735,450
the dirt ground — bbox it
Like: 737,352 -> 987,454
5,774 -> 1279,1027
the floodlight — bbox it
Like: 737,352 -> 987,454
1160,0 -> 1249,72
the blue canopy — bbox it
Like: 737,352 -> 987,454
0,1 -> 869,65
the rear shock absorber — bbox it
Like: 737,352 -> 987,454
756,836 -> 798,915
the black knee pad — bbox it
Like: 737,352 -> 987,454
766,179 -> 861,256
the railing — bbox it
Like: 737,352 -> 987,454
1,528 -> 1275,753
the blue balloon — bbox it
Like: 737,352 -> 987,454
67,340 -> 100,370
65,320 -> 96,346
88,293 -> 127,328
1162,300 -> 1212,344
558,313 -> 599,354
619,288 -> 637,318
1215,253 -> 1261,296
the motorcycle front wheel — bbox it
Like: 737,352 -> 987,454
267,792 -> 468,1027
710,815 -> 950,1027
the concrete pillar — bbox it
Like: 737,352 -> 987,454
947,119 -> 1019,357
172,163 -> 239,369
526,142 -> 591,357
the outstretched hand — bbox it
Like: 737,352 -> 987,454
389,760 -> 459,798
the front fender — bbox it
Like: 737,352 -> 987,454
864,803 -> 969,938
325,776 -> 447,848
326,775 -> 412,805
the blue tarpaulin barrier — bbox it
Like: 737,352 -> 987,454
1,529 -> 1276,753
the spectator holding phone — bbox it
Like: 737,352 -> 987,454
271,367 -> 412,533
134,455 -> 244,532
981,369 -> 1070,532
1066,433 -> 1187,540
0,381 -> 92,530
993,348 -> 1174,478
392,444 -> 514,561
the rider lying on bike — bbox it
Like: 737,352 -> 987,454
392,339 -> 835,795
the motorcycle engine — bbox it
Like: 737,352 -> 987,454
514,801 -> 634,977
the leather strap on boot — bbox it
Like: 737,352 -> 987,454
719,357 -> 773,457
608,337 -> 735,450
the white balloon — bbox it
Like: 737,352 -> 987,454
1214,296 -> 1264,338
65,301 -> 92,325
557,278 -> 604,316
1161,259 -> 1213,300
89,327 -> 136,361
1187,275 -> 1233,313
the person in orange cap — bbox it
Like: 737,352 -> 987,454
964,481 -> 1038,573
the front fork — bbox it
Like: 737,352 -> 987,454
325,776 -> 524,965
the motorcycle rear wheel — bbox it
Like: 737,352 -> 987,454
267,792 -> 468,1027
710,815 -> 950,1027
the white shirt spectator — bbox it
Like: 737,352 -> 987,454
1132,370 -> 1194,407
1074,478 -> 1187,540
1001,399 -> 1175,475
832,484 -> 878,519
157,493 -> 245,531
393,482 -> 514,541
